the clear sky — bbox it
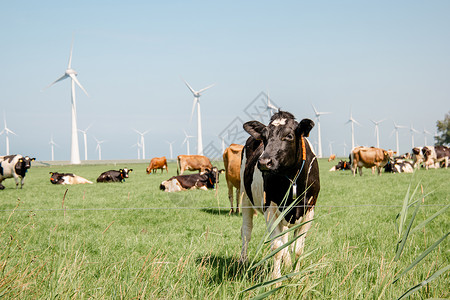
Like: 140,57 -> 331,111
1,1 -> 449,161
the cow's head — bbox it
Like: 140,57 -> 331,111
412,147 -> 422,156
422,147 -> 432,160
203,167 -> 225,188
120,168 -> 133,179
244,111 -> 314,173
15,156 -> 36,175
49,172 -> 63,184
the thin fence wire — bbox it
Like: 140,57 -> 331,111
0,203 -> 448,213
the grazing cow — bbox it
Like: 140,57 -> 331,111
328,154 -> 336,162
177,155 -> 212,175
146,156 -> 168,174
239,111 -> 320,280
97,168 -> 133,182
49,172 -> 93,184
0,155 -> 35,190
223,144 -> 244,213
412,147 -> 425,168
422,146 -> 450,169
350,146 -> 390,176
329,160 -> 351,171
384,159 -> 414,173
159,167 -> 224,192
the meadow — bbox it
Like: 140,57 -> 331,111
0,159 -> 448,299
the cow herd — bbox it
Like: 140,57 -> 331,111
329,145 -> 450,175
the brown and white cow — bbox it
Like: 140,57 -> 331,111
146,156 -> 168,174
177,155 -> 212,175
223,144 -> 244,213
160,167 -> 223,192
50,172 -> 93,185
422,146 -> 450,169
240,111 -> 320,280
328,154 -> 336,162
350,146 -> 390,176
412,147 -> 425,168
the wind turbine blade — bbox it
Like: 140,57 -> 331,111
6,128 -> 17,136
311,104 -> 318,116
198,83 -> 215,94
183,79 -> 196,95
43,74 -> 69,90
190,98 -> 196,123
354,119 -> 362,126
69,74 -> 89,96
68,37 -> 74,69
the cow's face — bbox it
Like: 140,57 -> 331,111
422,147 -> 432,160
49,172 -> 63,184
15,156 -> 35,174
244,111 -> 314,173
120,168 -> 133,178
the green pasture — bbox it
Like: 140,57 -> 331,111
0,159 -> 448,299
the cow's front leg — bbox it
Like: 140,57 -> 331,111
358,166 -> 363,176
240,195 -> 254,264
292,207 -> 314,272
235,187 -> 240,213
227,182 -> 235,214
13,175 -> 20,189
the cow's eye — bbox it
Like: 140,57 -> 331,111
283,134 -> 294,141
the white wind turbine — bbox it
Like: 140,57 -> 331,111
95,138 -> 105,160
166,141 -> 175,159
133,129 -> 149,160
0,114 -> 16,155
49,135 -> 59,161
131,138 -> 142,159
328,140 -> 334,156
183,79 -> 215,156
423,129 -> 432,145
312,105 -> 331,158
345,111 -> 361,150
44,38 -> 88,164
409,124 -> 420,149
78,124 -> 92,161
341,141 -> 348,157
182,130 -> 194,155
392,121 -> 407,155
370,119 -> 385,148
265,91 -> 279,117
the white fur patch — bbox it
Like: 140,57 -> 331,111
271,118 -> 287,126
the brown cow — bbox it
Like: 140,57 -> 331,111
328,154 -> 336,162
223,144 -> 244,214
350,146 -> 390,176
177,155 -> 212,175
146,156 -> 168,174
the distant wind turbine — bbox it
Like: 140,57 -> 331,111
370,119 -> 385,148
341,141 -> 348,157
328,140 -> 334,156
78,124 -> 92,161
183,79 -> 215,155
392,121 -> 407,155
0,114 -> 17,155
182,130 -> 194,155
95,138 -> 105,160
423,129 -> 432,145
166,141 -> 175,159
131,138 -> 142,159
134,129 -> 149,160
345,111 -> 361,150
49,136 -> 59,161
43,38 -> 88,164
312,105 -> 332,158
265,91 -> 279,117
409,124 -> 420,149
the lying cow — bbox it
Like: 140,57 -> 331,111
177,155 -> 212,175
329,160 -> 351,171
351,146 -> 390,176
384,159 -> 414,173
97,168 -> 133,182
146,156 -> 168,174
0,155 -> 35,190
422,145 -> 450,169
240,111 -> 320,280
223,144 -> 244,213
159,167 -> 224,192
49,172 -> 93,184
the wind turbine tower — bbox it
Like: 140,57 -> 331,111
345,111 -> 361,150
49,136 -> 59,161
0,114 -> 16,155
410,124 -> 420,149
392,122 -> 407,155
371,119 -> 385,148
78,124 -> 92,161
182,130 -> 194,155
166,141 -> 175,159
134,129 -> 149,160
95,138 -> 105,160
44,38 -> 88,164
423,129 -> 432,145
183,79 -> 215,156
311,105 -> 331,158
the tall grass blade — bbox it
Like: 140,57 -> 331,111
250,285 -> 285,300
393,231 -> 449,283
397,265 -> 450,300
242,271 -> 303,292
395,198 -> 421,261
410,204 -> 450,234
397,181 -> 411,237
264,219 -> 314,244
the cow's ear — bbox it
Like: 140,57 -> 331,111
32,158 -> 36,161
129,169 -> 133,172
297,118 -> 315,137
49,172 -> 53,175
243,121 -> 266,140
119,169 -> 123,172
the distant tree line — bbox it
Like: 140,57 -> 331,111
435,111 -> 450,145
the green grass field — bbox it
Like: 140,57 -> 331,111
0,159 -> 448,299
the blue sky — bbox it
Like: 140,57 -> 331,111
1,1 -> 449,161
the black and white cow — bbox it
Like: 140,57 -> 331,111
159,167 -> 224,192
50,172 -> 93,185
96,168 -> 133,183
384,159 -> 414,173
0,155 -> 35,190
422,145 -> 450,169
329,160 -> 351,171
240,111 -> 320,280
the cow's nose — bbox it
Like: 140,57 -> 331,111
258,157 -> 273,171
